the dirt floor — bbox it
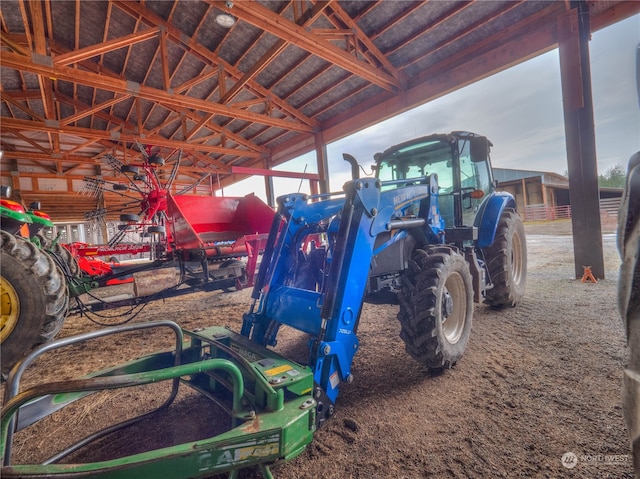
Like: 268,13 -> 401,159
2,217 -> 635,478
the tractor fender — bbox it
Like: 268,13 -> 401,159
474,192 -> 516,248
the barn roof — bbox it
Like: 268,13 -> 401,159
1,1 -> 637,215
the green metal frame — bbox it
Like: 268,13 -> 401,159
26,211 -> 54,229
1,323 -> 316,479
0,205 -> 32,226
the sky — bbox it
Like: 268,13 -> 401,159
223,14 -> 640,203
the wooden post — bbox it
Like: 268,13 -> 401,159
315,132 -> 329,194
558,1 -> 605,279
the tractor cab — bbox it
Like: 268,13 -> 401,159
374,132 -> 495,230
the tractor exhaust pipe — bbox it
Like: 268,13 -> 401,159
342,153 -> 359,180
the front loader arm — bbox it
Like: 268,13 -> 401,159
242,176 -> 439,424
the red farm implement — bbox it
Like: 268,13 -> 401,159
69,192 -> 274,311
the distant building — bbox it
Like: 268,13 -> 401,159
493,168 -> 622,221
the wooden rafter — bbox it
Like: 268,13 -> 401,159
54,27 -> 161,66
113,0 -> 316,127
0,0 -> 636,203
216,0 -> 400,91
219,0 -> 332,104
0,51 -> 315,133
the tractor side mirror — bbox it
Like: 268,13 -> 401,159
470,137 -> 489,163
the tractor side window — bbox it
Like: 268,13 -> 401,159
459,139 -> 493,226
459,140 -> 492,197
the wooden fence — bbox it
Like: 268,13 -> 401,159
524,197 -> 621,221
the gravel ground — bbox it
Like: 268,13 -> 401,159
2,218 -> 634,478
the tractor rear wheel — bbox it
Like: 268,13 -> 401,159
35,233 -> 80,277
483,208 -> 527,308
618,151 -> 640,473
398,246 -> 473,370
1,231 -> 69,377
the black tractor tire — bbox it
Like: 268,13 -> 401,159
35,233 -> 80,277
1,231 -> 69,377
398,246 -> 474,370
618,151 -> 640,474
482,208 -> 527,308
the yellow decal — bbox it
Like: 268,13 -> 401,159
264,364 -> 292,376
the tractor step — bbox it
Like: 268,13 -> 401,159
1,321 -> 316,479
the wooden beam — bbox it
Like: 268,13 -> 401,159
219,0 -> 331,104
559,3 -> 604,279
3,128 -> 52,156
0,91 -> 44,121
217,0 -> 400,92
0,51 -> 315,133
114,0 -> 317,127
0,31 -> 29,55
328,2 -> 404,83
158,27 -> 171,91
61,94 -> 132,126
26,0 -> 59,155
1,117 -> 263,159
54,27 -> 161,66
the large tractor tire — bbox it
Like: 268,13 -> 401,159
398,246 -> 474,370
482,208 -> 527,308
618,151 -> 640,475
35,233 -> 80,277
0,231 -> 69,377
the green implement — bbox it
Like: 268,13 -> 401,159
1,321 -> 316,479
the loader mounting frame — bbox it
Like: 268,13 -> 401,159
1,321 -> 315,479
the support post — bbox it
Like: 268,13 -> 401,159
558,1 -> 605,279
264,175 -> 275,208
315,132 -> 329,194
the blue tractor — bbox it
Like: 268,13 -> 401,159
242,130 -> 527,425
1,131 -> 527,478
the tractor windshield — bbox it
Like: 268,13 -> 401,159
376,138 -> 454,192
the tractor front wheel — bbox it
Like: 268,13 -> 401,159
482,208 -> 527,308
1,231 -> 69,377
398,246 -> 473,371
